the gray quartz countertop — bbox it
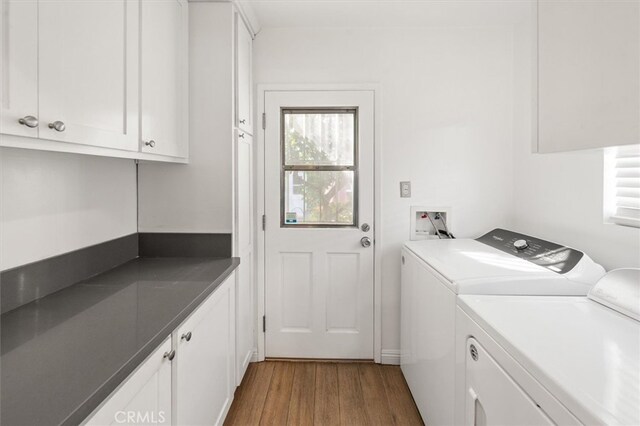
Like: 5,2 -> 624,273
0,257 -> 240,426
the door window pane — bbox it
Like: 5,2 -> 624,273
283,111 -> 355,166
283,171 -> 355,226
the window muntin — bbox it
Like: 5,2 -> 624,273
281,108 -> 358,227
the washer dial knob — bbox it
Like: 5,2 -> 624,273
514,239 -> 529,251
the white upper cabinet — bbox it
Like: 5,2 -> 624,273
141,0 -> 188,158
235,14 -> 253,134
537,0 -> 640,152
0,0 -> 39,138
38,0 -> 139,151
1,0 -> 188,162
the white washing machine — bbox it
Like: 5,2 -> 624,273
400,228 -> 605,426
456,269 -> 640,426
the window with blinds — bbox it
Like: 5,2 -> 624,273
610,146 -> 640,228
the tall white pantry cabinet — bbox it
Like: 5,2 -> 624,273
234,9 -> 256,387
0,0 -> 188,162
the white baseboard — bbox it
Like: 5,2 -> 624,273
250,348 -> 259,363
381,349 -> 401,365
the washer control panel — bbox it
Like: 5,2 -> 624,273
476,228 -> 584,274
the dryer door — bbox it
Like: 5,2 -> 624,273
465,338 -> 554,426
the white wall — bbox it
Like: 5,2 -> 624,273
137,2 -> 234,234
254,26 -> 517,356
511,20 -> 640,271
0,148 -> 137,270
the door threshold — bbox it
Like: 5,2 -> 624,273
265,357 -> 375,363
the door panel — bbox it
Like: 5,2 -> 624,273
326,252 -> 360,331
38,0 -> 138,150
0,0 -> 38,138
280,252 -> 313,331
265,90 -> 375,359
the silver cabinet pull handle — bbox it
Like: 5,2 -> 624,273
48,121 -> 65,132
181,331 -> 192,342
18,116 -> 39,128
144,140 -> 156,148
361,236 -> 372,248
163,350 -> 176,361
239,119 -> 246,124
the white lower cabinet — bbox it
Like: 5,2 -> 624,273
174,272 -> 236,426
84,338 -> 173,426
84,272 -> 238,426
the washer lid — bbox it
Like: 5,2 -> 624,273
404,239 -> 555,282
458,295 -> 640,426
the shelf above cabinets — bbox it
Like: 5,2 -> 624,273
0,0 -> 189,163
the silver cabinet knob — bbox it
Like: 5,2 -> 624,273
181,331 -> 192,342
238,133 -> 245,139
144,140 -> 156,148
163,349 -> 176,361
18,116 -> 39,128
239,119 -> 246,124
48,121 -> 65,132
361,236 -> 372,248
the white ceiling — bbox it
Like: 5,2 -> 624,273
239,0 -> 533,30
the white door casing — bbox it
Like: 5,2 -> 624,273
264,90 -> 375,359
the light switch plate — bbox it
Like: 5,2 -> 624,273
400,181 -> 411,198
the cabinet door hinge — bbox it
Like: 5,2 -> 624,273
262,315 -> 266,332
262,214 -> 266,231
262,113 -> 266,130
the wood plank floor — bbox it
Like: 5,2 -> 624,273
224,362 -> 424,426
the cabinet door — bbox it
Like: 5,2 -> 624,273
175,273 -> 236,426
140,0 -> 188,158
464,338 -> 554,425
0,0 -> 38,138
235,14 -> 252,134
537,0 -> 640,152
38,0 -> 139,151
235,131 -> 254,384
84,338 -> 172,426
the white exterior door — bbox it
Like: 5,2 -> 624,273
264,90 -> 375,359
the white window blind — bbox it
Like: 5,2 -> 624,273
611,146 -> 640,228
